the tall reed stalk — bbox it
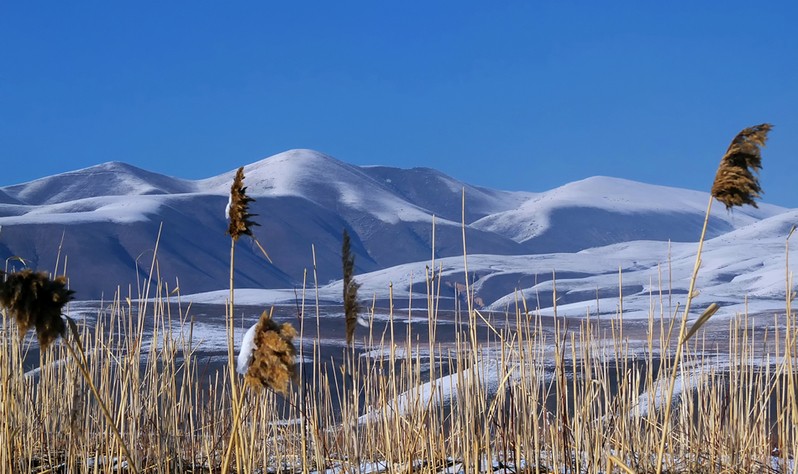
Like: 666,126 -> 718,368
654,123 -> 772,473
223,166 -> 258,472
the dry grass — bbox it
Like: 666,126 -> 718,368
653,123 -> 774,473
1,138 -> 795,472
0,248 -> 795,473
0,270 -> 798,473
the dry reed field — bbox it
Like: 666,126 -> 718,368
1,125 -> 797,473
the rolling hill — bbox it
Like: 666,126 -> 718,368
0,149 -> 789,304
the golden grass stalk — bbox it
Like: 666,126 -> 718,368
222,309 -> 298,472
224,165 -> 259,472
342,229 -> 360,346
61,318 -> 140,474
0,270 -> 140,473
655,123 -> 772,474
711,123 -> 772,209
0,269 -> 72,350
243,310 -> 298,395
682,302 -> 720,343
227,166 -> 259,240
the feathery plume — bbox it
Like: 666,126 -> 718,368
711,123 -> 772,209
342,229 -> 361,346
655,122 -> 773,472
227,166 -> 259,240
243,311 -> 298,395
0,270 -> 74,350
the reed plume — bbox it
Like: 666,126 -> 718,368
0,269 -> 73,350
243,310 -> 298,395
711,123 -> 772,209
342,229 -> 360,346
227,166 -> 259,240
222,166 -> 260,471
655,122 -> 773,474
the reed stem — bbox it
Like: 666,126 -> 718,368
655,195 -> 713,473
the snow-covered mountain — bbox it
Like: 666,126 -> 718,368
0,149 -> 790,305
472,176 -> 783,251
2,161 -> 196,205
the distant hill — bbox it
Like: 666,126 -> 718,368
0,149 -> 787,301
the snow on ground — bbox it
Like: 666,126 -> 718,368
181,207 -> 798,324
184,288 -> 301,306
357,363 -> 499,424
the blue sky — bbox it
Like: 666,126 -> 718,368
2,2 -> 797,206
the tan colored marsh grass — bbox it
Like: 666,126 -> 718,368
0,266 -> 795,473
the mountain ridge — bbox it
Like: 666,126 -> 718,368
3,161 -> 196,205
0,149 -> 789,300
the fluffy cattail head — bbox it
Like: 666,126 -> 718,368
227,166 -> 259,240
711,124 -> 772,209
244,311 -> 298,395
0,270 -> 74,349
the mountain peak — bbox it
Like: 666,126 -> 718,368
253,148 -> 350,173
1,161 -> 194,205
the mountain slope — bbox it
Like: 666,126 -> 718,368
3,161 -> 195,205
473,176 -> 783,251
0,150 -> 789,300
203,149 -> 533,275
192,209 -> 797,321
0,195 -> 293,297
0,189 -> 20,205
358,165 -> 532,223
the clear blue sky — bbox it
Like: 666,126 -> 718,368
2,2 -> 797,206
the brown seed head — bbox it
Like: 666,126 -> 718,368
244,310 -> 298,395
0,270 -> 74,349
342,229 -> 360,346
227,166 -> 259,240
711,123 -> 772,209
